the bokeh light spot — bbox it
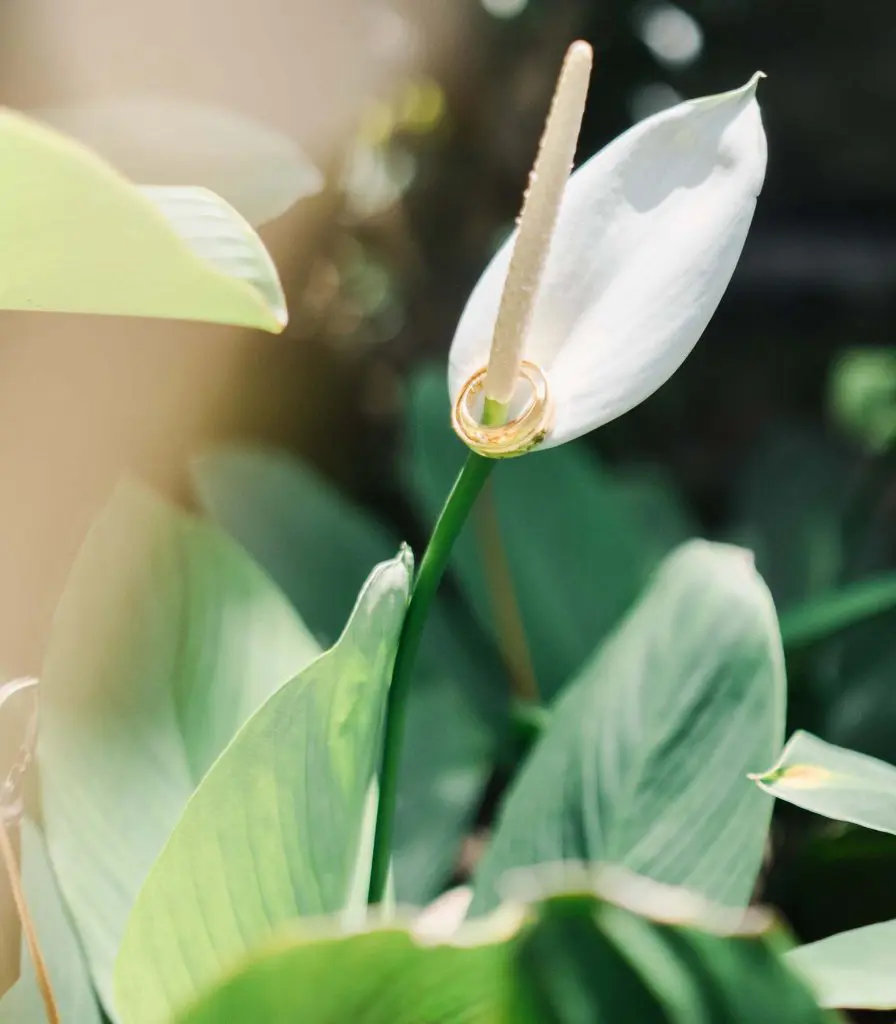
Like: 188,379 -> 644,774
481,0 -> 529,20
636,3 -> 704,68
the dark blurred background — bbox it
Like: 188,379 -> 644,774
1,1 -> 896,1018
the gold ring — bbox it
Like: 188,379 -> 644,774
451,361 -> 554,458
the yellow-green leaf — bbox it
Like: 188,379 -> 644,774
0,110 -> 286,330
172,872 -> 831,1024
114,551 -> 412,1024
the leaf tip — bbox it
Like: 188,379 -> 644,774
750,763 -> 833,789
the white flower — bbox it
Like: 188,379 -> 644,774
448,44 -> 767,456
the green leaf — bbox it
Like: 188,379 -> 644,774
0,821 -> 101,1023
114,549 -> 412,1024
730,428 -> 848,609
37,483 -> 319,1013
786,918 -> 896,1010
823,631 -> 896,765
192,445 -> 502,904
172,872 -> 829,1024
407,369 -> 692,699
752,731 -> 896,834
0,110 -> 286,330
779,574 -> 896,649
32,96 -> 323,227
470,541 -> 786,915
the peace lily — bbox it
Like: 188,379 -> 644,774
449,42 -> 767,456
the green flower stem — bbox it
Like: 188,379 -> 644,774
368,451 -> 495,905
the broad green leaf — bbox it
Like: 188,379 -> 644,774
730,428 -> 849,609
193,445 -> 502,904
613,466 -> 697,563
786,919 -> 896,1010
407,369 -> 692,699
38,483 -> 319,1013
0,821 -> 101,1023
32,96 -> 323,226
173,872 -> 829,1024
471,541 -> 786,915
0,110 -> 286,330
824,632 -> 896,764
114,551 -> 412,1024
779,574 -> 896,649
752,731 -> 896,834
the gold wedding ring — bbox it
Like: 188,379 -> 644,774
451,360 -> 554,458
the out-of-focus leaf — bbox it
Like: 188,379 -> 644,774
824,635 -> 896,765
0,110 -> 286,330
115,551 -> 411,1024
192,446 -> 502,904
33,96 -> 323,226
0,821 -> 101,1023
730,428 -> 850,609
406,369 -> 692,699
471,541 -> 785,916
172,872 -> 830,1024
786,918 -> 896,1010
0,677 -> 39,998
613,466 -> 697,563
829,348 -> 896,454
779,574 -> 896,649
752,731 -> 896,834
37,483 -> 319,1013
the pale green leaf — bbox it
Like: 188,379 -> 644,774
786,918 -> 896,1010
32,96 -> 323,226
752,731 -> 896,834
37,483 -> 319,1014
192,445 -> 502,904
172,872 -> 829,1024
471,541 -> 786,915
114,550 -> 412,1024
0,821 -> 101,1023
0,110 -> 286,329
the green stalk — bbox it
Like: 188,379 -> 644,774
368,451 -> 495,904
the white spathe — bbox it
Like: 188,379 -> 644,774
448,74 -> 767,450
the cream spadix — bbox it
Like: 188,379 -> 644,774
449,64 -> 767,455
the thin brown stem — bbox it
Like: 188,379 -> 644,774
0,820 -> 59,1024
475,480 -> 540,703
